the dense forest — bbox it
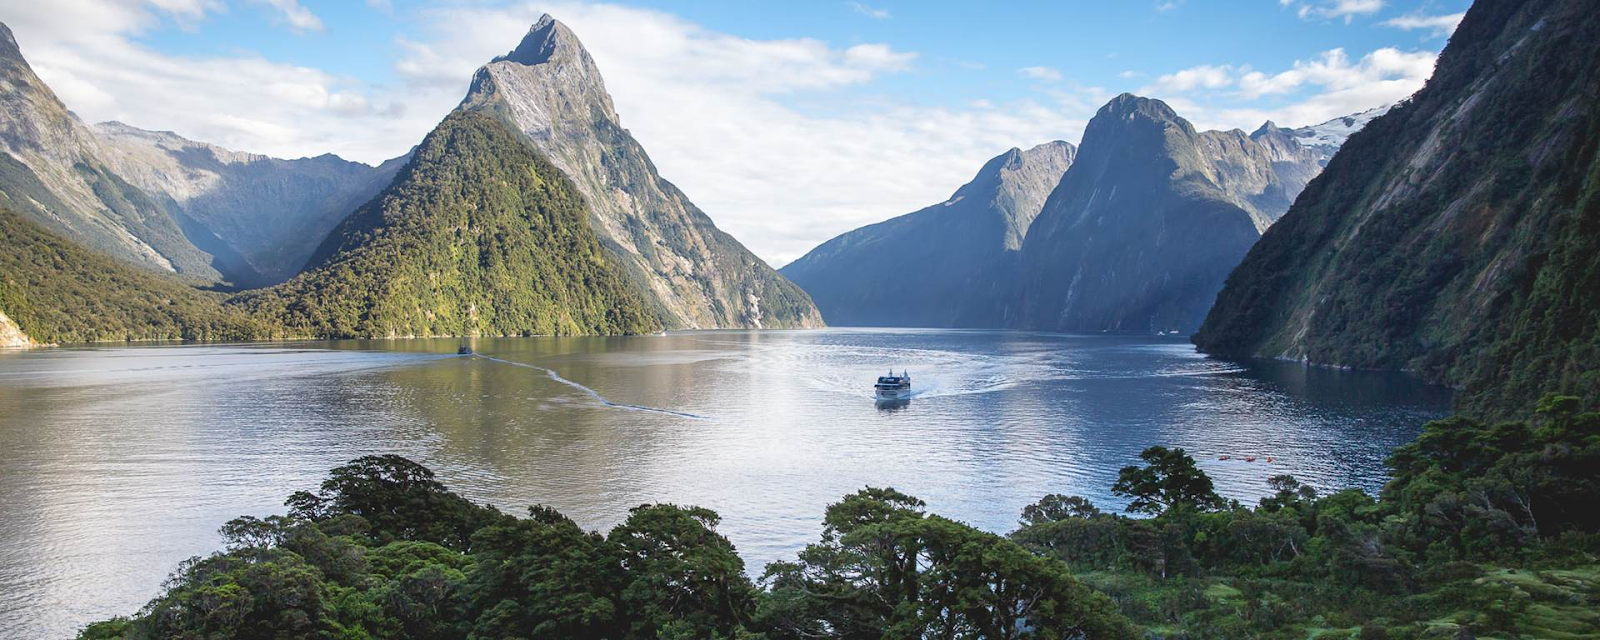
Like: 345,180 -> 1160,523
229,110 -> 660,338
78,396 -> 1598,639
0,206 -> 271,344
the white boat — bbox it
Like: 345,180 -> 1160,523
874,370 -> 912,400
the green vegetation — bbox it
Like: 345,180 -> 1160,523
231,110 -> 659,338
1193,0 -> 1600,419
80,397 -> 1597,639
80,456 -> 1135,639
1010,395 -> 1600,638
0,206 -> 271,344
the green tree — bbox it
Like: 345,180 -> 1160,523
1111,446 -> 1225,515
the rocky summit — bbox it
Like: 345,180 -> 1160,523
458,15 -> 823,330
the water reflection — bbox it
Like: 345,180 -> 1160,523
0,331 -> 1450,638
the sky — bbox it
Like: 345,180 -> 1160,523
3,0 -> 1469,265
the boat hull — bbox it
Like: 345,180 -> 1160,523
874,388 -> 911,400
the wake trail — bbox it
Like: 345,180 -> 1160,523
470,355 -> 709,420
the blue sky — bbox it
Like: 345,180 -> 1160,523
5,0 -> 1469,263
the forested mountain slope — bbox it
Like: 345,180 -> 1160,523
0,207 -> 269,344
1194,0 -> 1600,417
233,110 -> 659,339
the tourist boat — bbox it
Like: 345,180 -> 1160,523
874,370 -> 912,400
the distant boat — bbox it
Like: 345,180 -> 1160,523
457,345 -> 473,355
874,370 -> 912,400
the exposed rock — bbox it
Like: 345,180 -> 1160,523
0,307 -> 35,348
93,123 -> 406,287
458,15 -> 823,329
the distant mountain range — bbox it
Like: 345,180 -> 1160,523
0,16 -> 821,343
1195,0 -> 1600,417
785,93 -> 1341,333
781,141 -> 1075,327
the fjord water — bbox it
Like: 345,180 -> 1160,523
0,330 -> 1449,637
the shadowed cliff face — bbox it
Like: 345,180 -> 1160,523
1015,94 -> 1316,334
458,15 -> 823,330
781,142 -> 1076,327
1195,0 -> 1600,417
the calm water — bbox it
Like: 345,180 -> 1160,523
0,330 -> 1451,638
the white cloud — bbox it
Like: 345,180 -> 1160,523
248,0 -> 323,33
1287,0 -> 1383,23
846,2 -> 891,20
1018,66 -> 1064,82
1139,47 -> 1435,132
1140,64 -> 1233,93
1380,12 -> 1465,37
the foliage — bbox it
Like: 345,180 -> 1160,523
1111,446 -> 1226,515
1011,397 -> 1600,638
231,110 -> 660,338
0,206 -> 273,344
1193,0 -> 1600,419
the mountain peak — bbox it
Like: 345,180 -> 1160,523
1099,93 -> 1179,122
495,14 -> 583,66
0,22 -> 18,59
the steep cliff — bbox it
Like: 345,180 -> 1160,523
1194,0 -> 1600,416
780,142 -> 1075,327
457,16 -> 822,329
1015,95 -> 1316,333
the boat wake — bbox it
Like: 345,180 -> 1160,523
471,355 -> 709,420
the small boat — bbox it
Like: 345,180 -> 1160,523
874,370 -> 912,400
457,345 -> 473,355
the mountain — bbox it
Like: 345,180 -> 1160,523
457,15 -> 822,330
1287,105 -> 1392,165
232,109 -> 660,339
93,123 -> 407,287
0,206 -> 269,344
0,22 -> 401,288
0,22 -> 216,279
780,142 -> 1075,327
1194,0 -> 1600,417
1014,94 -> 1322,334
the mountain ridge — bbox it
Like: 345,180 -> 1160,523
1194,0 -> 1600,417
459,15 -> 823,330
781,141 -> 1075,327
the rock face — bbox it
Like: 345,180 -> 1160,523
781,142 -> 1075,327
1194,0 -> 1600,417
0,307 -> 33,348
458,16 -> 823,329
93,123 -> 406,287
0,22 -> 214,278
0,21 -> 400,287
1015,94 -> 1321,334
232,110 -> 660,339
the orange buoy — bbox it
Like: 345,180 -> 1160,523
1244,456 -> 1256,462
1265,457 -> 1274,463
